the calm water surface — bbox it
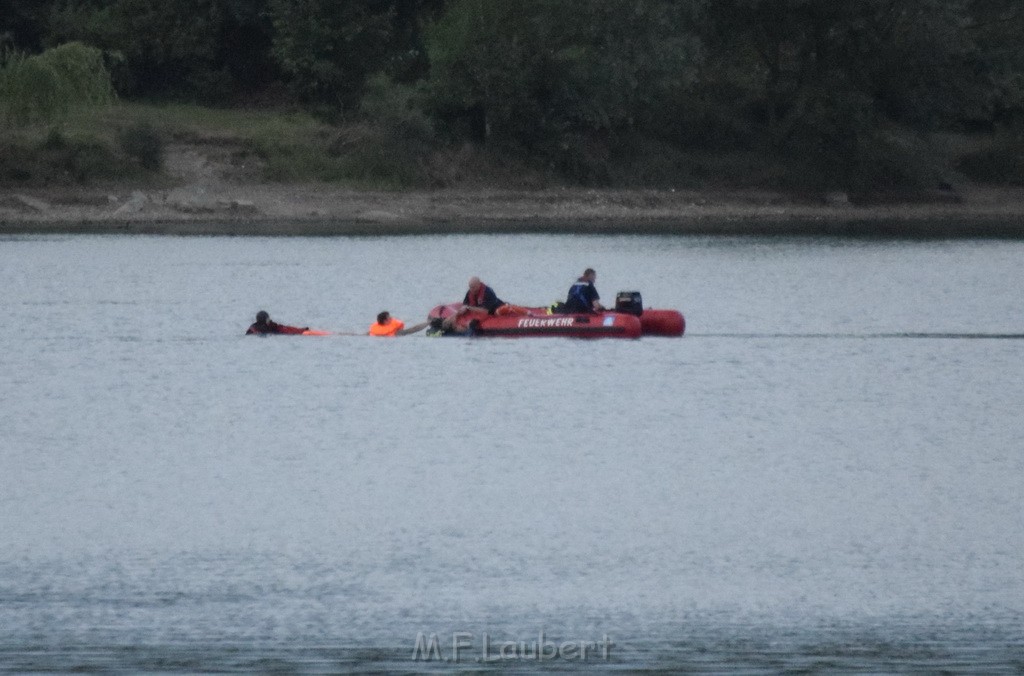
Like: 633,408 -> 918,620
1,234 -> 1023,672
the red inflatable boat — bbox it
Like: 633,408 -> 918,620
427,291 -> 685,339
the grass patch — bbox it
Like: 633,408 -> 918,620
4,99 -> 1020,192
2,101 -> 438,188
111,101 -> 435,188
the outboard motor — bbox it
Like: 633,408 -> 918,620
615,291 -> 643,316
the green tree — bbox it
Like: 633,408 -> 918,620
698,0 -> 983,140
545,0 -> 699,135
425,0 -> 701,182
0,0 -> 58,51
48,0 -> 231,99
965,0 -> 1024,125
269,0 -> 397,112
425,0 -> 552,143
0,41 -> 114,126
691,0 -> 999,189
386,0 -> 447,83
211,0 -> 279,94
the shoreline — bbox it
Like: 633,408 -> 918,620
4,185 -> 1024,237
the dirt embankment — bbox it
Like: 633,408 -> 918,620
3,142 -> 1024,237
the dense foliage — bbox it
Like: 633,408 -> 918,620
0,41 -> 113,125
2,0 -> 1023,189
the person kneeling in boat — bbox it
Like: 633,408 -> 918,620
564,268 -> 605,313
369,311 -> 428,337
460,276 -> 528,317
246,310 -> 309,335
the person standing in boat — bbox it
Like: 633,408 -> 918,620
564,268 -> 605,313
245,310 -> 309,335
368,311 -> 428,337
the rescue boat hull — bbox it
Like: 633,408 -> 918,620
427,304 -> 647,339
475,312 -> 641,338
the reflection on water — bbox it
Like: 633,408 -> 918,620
697,332 -> 1024,339
1,234 -> 1023,671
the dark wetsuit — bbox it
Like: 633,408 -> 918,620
426,317 -> 477,337
564,278 -> 600,313
246,320 -> 308,335
464,284 -> 504,314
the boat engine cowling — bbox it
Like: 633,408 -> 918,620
615,291 -> 643,315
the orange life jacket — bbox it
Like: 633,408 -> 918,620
369,318 -> 405,336
466,284 -> 487,308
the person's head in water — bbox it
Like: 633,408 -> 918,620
255,310 -> 270,324
377,311 -> 390,324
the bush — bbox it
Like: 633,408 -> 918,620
848,130 -> 944,194
0,143 -> 35,182
323,123 -> 431,187
779,114 -> 944,195
0,131 -> 124,184
956,137 -> 1024,185
59,138 -> 120,182
118,122 -> 164,171
359,74 -> 434,148
297,75 -> 437,187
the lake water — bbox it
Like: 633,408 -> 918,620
1,233 -> 1023,672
